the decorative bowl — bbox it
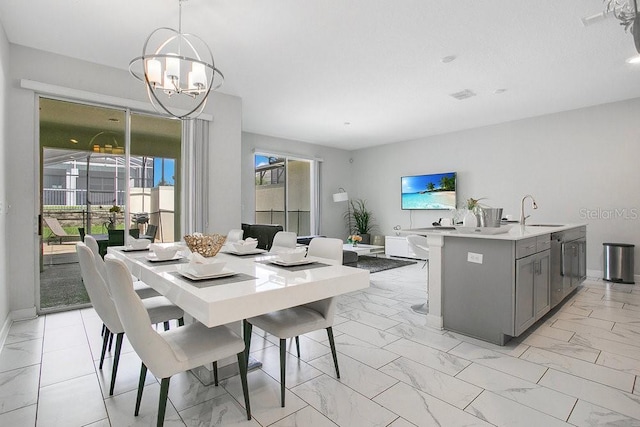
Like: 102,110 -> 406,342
128,238 -> 151,249
277,248 -> 307,263
183,233 -> 226,257
232,240 -> 259,253
189,260 -> 226,276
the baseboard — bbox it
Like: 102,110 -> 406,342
587,269 -> 640,284
0,315 -> 11,349
11,307 -> 37,321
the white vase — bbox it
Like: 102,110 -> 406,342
463,210 -> 478,227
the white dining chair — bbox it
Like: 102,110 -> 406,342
226,229 -> 244,243
269,231 -> 298,253
76,243 -> 185,396
104,255 -> 251,426
84,235 -> 160,299
406,234 -> 430,314
244,237 -> 343,407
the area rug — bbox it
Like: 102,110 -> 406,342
40,262 -> 89,309
356,256 -> 417,273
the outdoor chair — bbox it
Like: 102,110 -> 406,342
43,217 -> 77,244
108,229 -> 125,247
104,255 -> 251,426
140,224 -> 157,242
244,237 -> 342,407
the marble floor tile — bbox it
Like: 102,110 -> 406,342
553,318 -> 640,347
527,324 -> 575,341
256,333 -> 331,363
342,299 -> 402,317
37,374 -> 107,427
539,369 -> 640,420
252,344 -> 324,389
559,304 -> 593,317
456,363 -> 576,420
84,419 -> 111,427
0,338 -> 43,373
549,311 -> 614,331
568,399 -> 640,427
596,351 -> 640,376
380,357 -> 482,409
223,369 -> 307,426
42,322 -> 89,353
178,392 -> 258,426
570,332 -> 640,361
332,334 -> 400,369
44,310 -> 83,331
40,342 -> 95,387
269,405 -> 339,427
0,364 -> 40,414
449,342 -> 547,383
339,308 -> 401,330
95,350 -> 157,397
104,382 -> 185,426
385,322 -> 461,351
387,417 -> 415,427
384,338 -> 471,376
334,320 -> 401,347
521,346 -> 635,392
571,299 -> 624,310
309,353 -> 398,399
374,382 -> 490,427
165,371 -> 228,412
5,317 -> 44,345
293,375 -> 397,427
388,309 -> 433,328
348,291 -> 405,308
444,330 -> 530,357
521,333 -> 601,363
465,390 -> 570,426
0,404 -> 37,426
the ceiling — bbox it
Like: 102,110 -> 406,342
1,0 -> 639,150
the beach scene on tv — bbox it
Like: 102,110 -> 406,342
401,172 -> 456,210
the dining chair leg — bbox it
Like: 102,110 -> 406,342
157,377 -> 171,427
101,323 -> 106,337
326,327 -> 340,379
108,331 -> 114,351
236,352 -> 252,420
295,336 -> 300,358
109,332 -> 124,395
163,321 -> 170,331
135,363 -> 147,416
99,327 -> 110,369
213,361 -> 219,386
279,338 -> 286,407
178,317 -> 184,326
243,320 -> 253,369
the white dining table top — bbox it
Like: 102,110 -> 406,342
107,245 -> 370,328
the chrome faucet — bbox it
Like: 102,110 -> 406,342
520,194 -> 538,225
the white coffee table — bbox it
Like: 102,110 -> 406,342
343,243 -> 385,255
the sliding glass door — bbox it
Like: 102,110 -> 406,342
39,98 -> 181,312
254,154 -> 316,236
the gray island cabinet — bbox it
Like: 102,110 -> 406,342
438,224 -> 586,345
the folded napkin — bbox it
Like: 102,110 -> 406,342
236,237 -> 257,245
189,252 -> 213,265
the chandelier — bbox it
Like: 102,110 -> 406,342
605,0 -> 640,52
129,0 -> 224,119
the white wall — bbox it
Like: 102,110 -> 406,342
352,98 -> 640,275
0,22 -> 10,328
6,44 -> 242,317
241,132 -> 353,239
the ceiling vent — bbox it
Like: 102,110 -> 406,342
450,89 -> 476,100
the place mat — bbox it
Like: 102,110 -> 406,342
141,257 -> 189,266
169,271 -> 257,288
223,251 -> 266,257
256,260 -> 330,271
122,247 -> 150,252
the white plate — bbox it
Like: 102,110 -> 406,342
226,248 -> 267,255
178,266 -> 236,280
146,254 -> 183,262
270,258 -> 315,267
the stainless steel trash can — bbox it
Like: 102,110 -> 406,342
603,243 -> 635,284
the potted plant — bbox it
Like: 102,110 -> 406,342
106,204 -> 121,230
345,199 -> 376,244
464,197 -> 487,227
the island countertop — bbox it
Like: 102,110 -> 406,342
402,223 -> 587,241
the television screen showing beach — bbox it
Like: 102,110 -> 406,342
401,172 -> 456,210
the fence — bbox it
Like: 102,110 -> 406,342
255,210 -> 311,236
43,188 -> 126,207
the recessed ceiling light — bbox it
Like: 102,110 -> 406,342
70,139 -> 78,144
108,118 -> 120,122
344,122 -> 351,126
441,55 -> 457,64
626,55 -> 640,64
493,88 -> 508,94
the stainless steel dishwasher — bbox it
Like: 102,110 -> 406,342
550,227 -> 587,309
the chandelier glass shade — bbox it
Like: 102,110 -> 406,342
129,1 -> 224,119
605,0 -> 640,52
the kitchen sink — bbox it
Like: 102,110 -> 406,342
527,224 -> 564,227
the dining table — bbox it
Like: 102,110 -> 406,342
107,243 -> 370,384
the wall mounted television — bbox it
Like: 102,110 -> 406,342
401,172 -> 457,210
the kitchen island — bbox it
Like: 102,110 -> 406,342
404,224 -> 586,345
